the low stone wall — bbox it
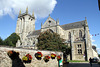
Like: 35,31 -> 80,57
0,47 -> 63,67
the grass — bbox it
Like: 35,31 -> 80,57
67,60 -> 88,62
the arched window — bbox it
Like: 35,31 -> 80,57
20,18 -> 22,20
79,30 -> 82,38
20,43 -> 22,45
69,32 -> 71,40
48,29 -> 54,33
23,17 -> 25,22
48,20 -> 51,26
33,41 -> 35,44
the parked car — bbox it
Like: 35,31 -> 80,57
92,57 -> 99,63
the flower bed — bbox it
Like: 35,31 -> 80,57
57,56 -> 61,61
22,53 -> 32,63
35,52 -> 43,60
43,55 -> 50,62
51,53 -> 56,59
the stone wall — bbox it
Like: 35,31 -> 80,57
92,49 -> 98,58
0,47 -> 63,67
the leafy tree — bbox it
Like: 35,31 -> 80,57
37,30 -> 70,52
4,39 -> 14,46
98,54 -> 100,58
0,37 -> 3,45
4,33 -> 20,47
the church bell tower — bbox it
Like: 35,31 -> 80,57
15,7 -> 35,46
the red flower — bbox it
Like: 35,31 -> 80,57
26,54 -> 32,60
57,56 -> 61,59
45,55 -> 50,59
37,52 -> 43,57
51,53 -> 56,56
7,51 -> 13,56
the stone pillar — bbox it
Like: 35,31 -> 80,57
16,18 -> 20,33
71,30 -> 75,60
16,39 -> 20,47
31,19 -> 35,32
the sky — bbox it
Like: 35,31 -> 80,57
0,0 -> 100,53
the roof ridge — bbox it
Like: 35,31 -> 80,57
48,16 -> 56,22
44,16 -> 56,23
60,20 -> 86,30
60,20 -> 85,26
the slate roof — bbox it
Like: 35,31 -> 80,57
60,20 -> 86,30
27,20 -> 86,37
27,30 -> 41,37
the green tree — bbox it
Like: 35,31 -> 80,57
4,39 -> 14,46
4,33 -> 20,47
37,30 -> 70,52
0,37 -> 3,45
98,54 -> 100,58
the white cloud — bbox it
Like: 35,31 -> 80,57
90,34 -> 100,54
90,34 -> 95,43
0,0 -> 57,18
92,44 -> 97,47
97,48 -> 100,54
0,10 -> 3,16
90,34 -> 97,46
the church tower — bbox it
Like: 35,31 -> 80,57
16,7 -> 35,46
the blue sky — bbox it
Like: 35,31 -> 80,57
0,0 -> 100,53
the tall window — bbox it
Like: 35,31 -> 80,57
78,49 -> 82,54
79,30 -> 82,38
20,43 -> 22,45
77,44 -> 82,54
69,32 -> 71,40
23,17 -> 25,22
20,18 -> 22,20
48,20 -> 51,26
77,44 -> 81,48
49,29 -> 54,33
33,41 -> 35,44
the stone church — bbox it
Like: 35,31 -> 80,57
15,8 -> 98,61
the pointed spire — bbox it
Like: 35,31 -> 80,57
57,19 -> 59,22
56,19 -> 59,25
41,22 -> 43,28
49,14 -> 50,17
85,17 -> 87,21
26,6 -> 28,14
85,17 -> 88,26
32,11 -> 34,16
19,10 -> 21,15
41,22 -> 42,26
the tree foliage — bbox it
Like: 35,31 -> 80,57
37,30 -> 70,52
0,37 -> 3,45
4,33 -> 20,47
98,54 -> 100,58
